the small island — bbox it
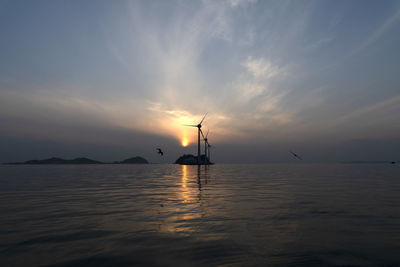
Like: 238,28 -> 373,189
175,154 -> 213,165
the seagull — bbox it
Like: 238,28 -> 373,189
290,151 -> 302,160
156,148 -> 164,156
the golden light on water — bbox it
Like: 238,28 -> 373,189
182,165 -> 187,188
181,138 -> 189,147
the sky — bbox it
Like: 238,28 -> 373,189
1,0 -> 400,163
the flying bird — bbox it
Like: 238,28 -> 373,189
290,151 -> 302,160
156,148 -> 164,156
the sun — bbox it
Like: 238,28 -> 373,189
181,138 -> 189,147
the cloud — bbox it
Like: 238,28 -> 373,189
228,0 -> 258,8
328,95 -> 400,136
231,56 -> 289,112
242,56 -> 281,78
342,7 -> 400,60
102,1 -> 282,143
305,36 -> 335,50
359,8 -> 400,52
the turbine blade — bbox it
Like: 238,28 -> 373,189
206,129 -> 209,138
199,112 -> 208,125
183,124 -> 198,127
200,129 -> 205,139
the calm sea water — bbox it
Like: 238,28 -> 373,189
0,164 -> 399,267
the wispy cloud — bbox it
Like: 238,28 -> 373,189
359,7 -> 400,52
329,95 -> 400,132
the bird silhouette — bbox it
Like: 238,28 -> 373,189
290,151 -> 302,160
156,148 -> 164,156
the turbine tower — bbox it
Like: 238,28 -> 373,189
205,134 -> 212,164
207,143 -> 212,163
184,113 -> 207,164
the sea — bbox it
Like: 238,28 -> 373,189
0,163 -> 399,267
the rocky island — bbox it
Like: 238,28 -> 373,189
175,154 -> 213,165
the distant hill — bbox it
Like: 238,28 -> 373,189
5,157 -> 103,165
118,156 -> 149,164
4,156 -> 150,165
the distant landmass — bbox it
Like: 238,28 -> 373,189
5,157 -> 103,165
342,161 -> 399,164
5,156 -> 149,165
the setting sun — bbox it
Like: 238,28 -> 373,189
181,138 -> 189,147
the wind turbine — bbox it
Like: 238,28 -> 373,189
184,113 -> 207,164
200,129 -> 214,164
201,129 -> 210,163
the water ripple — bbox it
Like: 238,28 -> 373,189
0,164 -> 399,266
